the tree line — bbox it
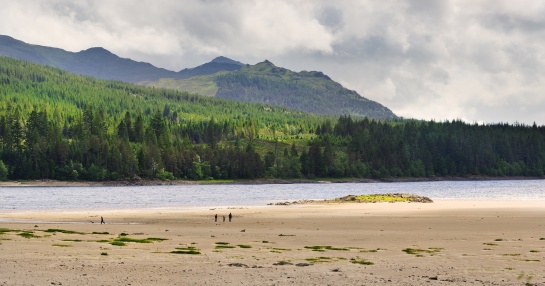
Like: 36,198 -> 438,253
1,56 -> 544,181
301,116 -> 545,178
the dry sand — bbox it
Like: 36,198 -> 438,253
1,200 -> 545,285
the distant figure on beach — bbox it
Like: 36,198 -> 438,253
100,216 -> 105,224
215,214 -> 218,222
223,215 -> 226,222
229,212 -> 232,222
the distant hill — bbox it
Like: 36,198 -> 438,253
176,56 -> 243,80
0,34 -> 396,119
0,35 -> 242,82
146,60 -> 397,119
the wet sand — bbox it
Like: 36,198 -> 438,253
1,200 -> 545,285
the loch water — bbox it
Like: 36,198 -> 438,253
1,180 -> 544,211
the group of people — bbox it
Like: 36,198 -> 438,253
215,212 -> 232,222
97,213 -> 234,225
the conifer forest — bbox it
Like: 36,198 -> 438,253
1,57 -> 544,182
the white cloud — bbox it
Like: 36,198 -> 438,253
0,0 -> 544,125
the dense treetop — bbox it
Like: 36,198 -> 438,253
1,56 -> 544,182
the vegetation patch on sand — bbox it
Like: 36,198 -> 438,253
403,247 -> 443,257
271,193 -> 433,205
44,229 -> 84,235
109,236 -> 167,246
171,246 -> 201,255
304,245 -> 350,252
305,257 -> 335,263
0,228 -> 19,234
17,232 -> 40,239
215,242 -> 236,249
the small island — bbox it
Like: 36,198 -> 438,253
269,193 -> 433,205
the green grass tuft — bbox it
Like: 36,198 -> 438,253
52,244 -> 72,247
100,252 -> 108,256
304,245 -> 349,252
17,232 -> 40,238
146,237 -> 168,241
215,245 -> 236,249
402,247 -> 443,256
110,241 -> 127,246
44,229 -> 83,234
305,257 -> 333,263
110,237 -> 167,244
172,246 -> 201,254
92,232 -> 110,235
237,244 -> 252,248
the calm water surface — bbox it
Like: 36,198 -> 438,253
1,180 -> 544,211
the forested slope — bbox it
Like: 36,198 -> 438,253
1,56 -> 544,182
0,56 -> 323,181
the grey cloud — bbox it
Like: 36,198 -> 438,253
483,13 -> 545,34
1,0 -> 544,125
317,6 -> 344,31
407,0 -> 451,21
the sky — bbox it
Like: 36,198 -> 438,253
1,0 -> 544,125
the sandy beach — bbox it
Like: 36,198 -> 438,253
1,200 -> 545,285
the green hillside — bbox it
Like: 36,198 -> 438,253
1,56 -> 544,182
0,56 -> 324,181
1,35 -> 395,120
145,60 -> 396,119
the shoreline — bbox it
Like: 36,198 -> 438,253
0,175 -> 543,187
2,198 -> 545,219
2,201 -> 545,285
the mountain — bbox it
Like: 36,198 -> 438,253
2,56 -> 544,182
146,60 -> 397,119
0,34 -> 395,119
0,35 -> 243,83
177,56 -> 243,79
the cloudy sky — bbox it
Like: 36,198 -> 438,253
1,0 -> 544,125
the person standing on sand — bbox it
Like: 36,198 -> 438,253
215,214 -> 218,222
100,216 -> 105,224
223,215 -> 226,222
228,212 -> 232,222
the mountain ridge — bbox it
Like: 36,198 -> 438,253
147,59 -> 396,119
0,35 -> 242,82
0,34 -> 396,119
